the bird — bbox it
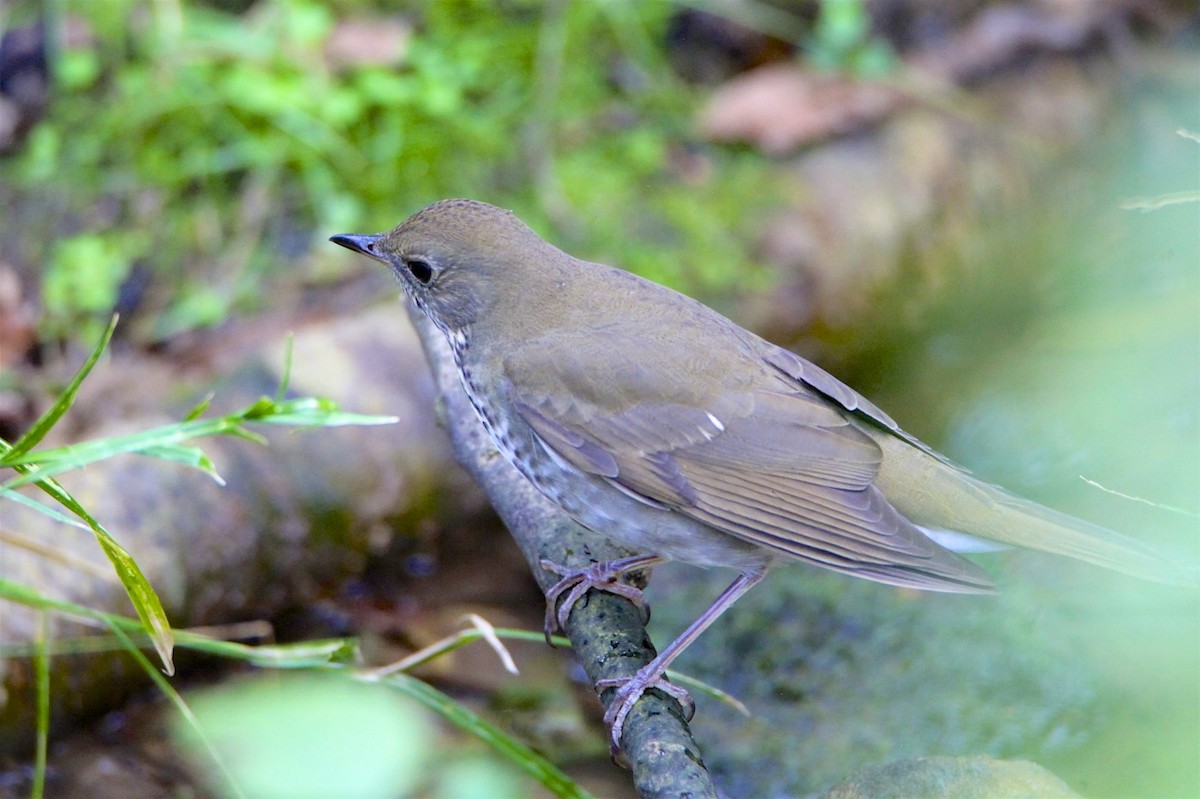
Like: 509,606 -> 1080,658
331,198 -> 1188,751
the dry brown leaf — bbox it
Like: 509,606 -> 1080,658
699,63 -> 901,154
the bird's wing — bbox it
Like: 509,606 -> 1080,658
503,336 -> 993,592
756,340 -> 962,466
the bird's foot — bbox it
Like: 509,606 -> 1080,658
539,557 -> 654,643
597,668 -> 695,754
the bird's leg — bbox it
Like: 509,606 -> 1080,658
539,554 -> 664,643
597,568 -> 766,754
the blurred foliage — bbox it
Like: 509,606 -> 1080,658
808,0 -> 895,76
175,673 -> 437,799
175,672 -> 544,799
8,0 -> 785,344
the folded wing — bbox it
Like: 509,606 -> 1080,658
505,336 -> 994,593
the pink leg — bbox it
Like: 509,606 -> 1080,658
598,568 -> 766,753
539,554 -> 664,643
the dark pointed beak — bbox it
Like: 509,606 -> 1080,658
329,233 -> 384,259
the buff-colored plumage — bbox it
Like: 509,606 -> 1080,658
334,199 -> 1182,590
333,199 -> 1188,749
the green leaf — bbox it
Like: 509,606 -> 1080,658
183,394 -> 215,421
3,426 -> 232,489
275,334 -> 295,403
81,516 -> 175,673
253,410 -> 399,427
32,613 -> 50,799
0,487 -> 90,530
178,673 -> 426,799
4,315 -> 118,461
368,671 -> 595,799
0,578 -> 356,668
3,389 -> 393,490
58,48 -> 101,91
140,445 -> 224,482
104,620 -> 249,799
0,460 -> 177,673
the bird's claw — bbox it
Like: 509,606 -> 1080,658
539,558 -> 650,644
597,671 -> 695,754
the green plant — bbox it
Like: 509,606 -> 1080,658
11,0 -> 781,345
1,578 -> 595,798
1,315 -> 400,667
0,316 -> 592,797
808,0 -> 895,76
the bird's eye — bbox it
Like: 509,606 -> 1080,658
405,258 -> 434,285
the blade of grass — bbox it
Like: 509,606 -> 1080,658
4,576 -> 728,792
361,669 -> 597,799
32,612 -> 50,799
0,578 -> 356,666
138,445 -> 221,478
1,630 -> 357,665
1,421 -> 258,489
7,582 -> 589,796
105,619 -> 249,799
0,461 -> 176,674
0,487 -> 90,530
275,334 -> 294,404
2,398 -> 395,490
183,393 -> 215,421
3,315 -> 118,461
247,396 -> 399,427
0,322 -> 395,673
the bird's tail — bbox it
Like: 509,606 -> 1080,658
868,429 -> 1195,585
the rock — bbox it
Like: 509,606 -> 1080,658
0,303 -> 469,751
823,755 -> 1081,799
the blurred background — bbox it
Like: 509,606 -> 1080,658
0,1 -> 1197,797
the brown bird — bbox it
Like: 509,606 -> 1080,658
331,199 -> 1187,750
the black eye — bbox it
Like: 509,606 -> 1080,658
405,258 -> 434,284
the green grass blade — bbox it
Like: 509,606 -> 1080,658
2,395 -> 391,490
32,612 -> 50,799
87,524 -> 175,673
365,670 -> 596,799
1,629 -> 358,666
137,445 -> 221,480
3,315 -> 118,461
183,393 -> 215,421
0,486 -> 90,529
0,578 -> 356,666
249,397 -> 398,427
105,619 -> 249,799
2,421 -> 251,489
0,577 -> 129,631
11,469 -> 176,673
252,410 -> 400,427
275,334 -> 294,404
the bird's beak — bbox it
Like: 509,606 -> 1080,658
329,233 -> 385,261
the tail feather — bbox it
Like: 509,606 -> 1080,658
868,429 -> 1194,585
980,486 -> 1186,582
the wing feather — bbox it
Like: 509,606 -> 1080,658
504,337 -> 994,592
